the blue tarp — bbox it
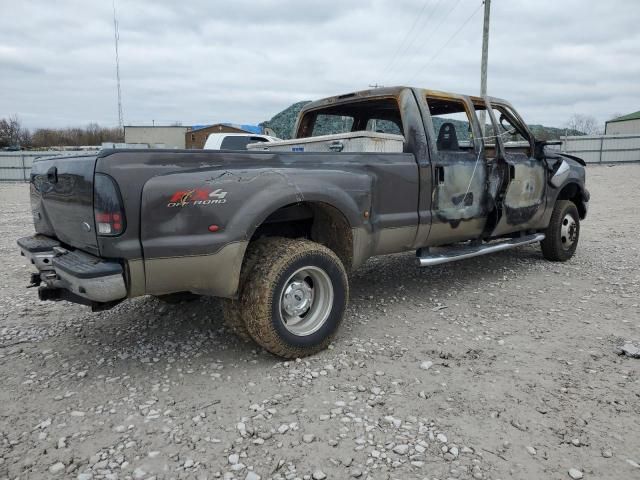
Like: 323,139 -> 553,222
191,123 -> 263,134
238,124 -> 262,134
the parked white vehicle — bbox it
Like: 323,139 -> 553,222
203,133 -> 280,150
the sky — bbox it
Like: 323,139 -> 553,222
1,0 -> 639,130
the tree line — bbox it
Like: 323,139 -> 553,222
0,115 -> 123,149
2,110 -> 609,150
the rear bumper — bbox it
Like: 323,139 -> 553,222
17,235 -> 127,304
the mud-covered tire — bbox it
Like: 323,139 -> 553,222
237,237 -> 348,358
221,238 -> 274,341
541,200 -> 580,262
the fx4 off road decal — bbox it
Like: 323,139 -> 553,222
167,188 -> 228,207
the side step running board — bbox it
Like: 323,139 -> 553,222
416,233 -> 545,267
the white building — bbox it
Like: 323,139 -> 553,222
605,111 -> 640,135
124,126 -> 188,148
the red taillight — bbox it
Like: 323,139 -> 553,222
94,174 -> 126,236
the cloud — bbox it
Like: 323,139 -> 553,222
1,0 -> 638,129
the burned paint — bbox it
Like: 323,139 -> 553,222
433,160 -> 486,222
452,192 -> 473,207
502,161 -> 546,225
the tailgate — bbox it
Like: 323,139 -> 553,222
30,154 -> 99,255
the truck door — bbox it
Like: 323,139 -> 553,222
420,94 -> 490,245
484,102 -> 546,236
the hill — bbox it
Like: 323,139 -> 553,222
261,102 -> 584,141
260,101 -> 311,139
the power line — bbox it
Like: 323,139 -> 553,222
112,0 -> 124,130
407,1 -> 483,84
385,0 -> 460,85
382,0 -> 447,86
378,0 -> 434,81
416,0 -> 462,49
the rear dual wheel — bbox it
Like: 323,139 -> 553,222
223,237 -> 348,358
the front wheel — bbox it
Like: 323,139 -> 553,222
233,237 -> 348,358
541,200 -> 580,261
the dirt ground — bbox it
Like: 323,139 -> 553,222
0,164 -> 639,480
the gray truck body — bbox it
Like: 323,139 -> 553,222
19,87 -> 588,308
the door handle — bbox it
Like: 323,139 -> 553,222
435,166 -> 445,185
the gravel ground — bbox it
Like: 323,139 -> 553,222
1,164 -> 639,480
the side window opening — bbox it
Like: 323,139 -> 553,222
425,97 -> 474,153
475,102 -> 531,156
492,106 -> 529,145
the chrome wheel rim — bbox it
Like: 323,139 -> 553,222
279,266 -> 334,336
560,213 -> 578,249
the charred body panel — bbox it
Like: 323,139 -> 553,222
480,100 -> 547,236
491,158 -> 547,235
502,161 -> 546,225
411,90 -> 491,246
428,155 -> 488,243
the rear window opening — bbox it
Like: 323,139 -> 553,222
296,97 -> 405,139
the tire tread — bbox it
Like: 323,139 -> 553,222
222,238 -> 276,341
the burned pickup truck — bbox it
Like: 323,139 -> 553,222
18,87 -> 588,358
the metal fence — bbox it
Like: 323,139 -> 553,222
561,134 -> 640,164
0,151 -> 98,182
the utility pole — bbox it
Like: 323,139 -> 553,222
479,0 -> 491,135
112,0 -> 124,131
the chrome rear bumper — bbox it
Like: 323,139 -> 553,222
18,235 -> 127,304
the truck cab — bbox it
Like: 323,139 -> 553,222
294,87 -> 586,250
